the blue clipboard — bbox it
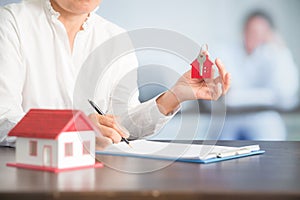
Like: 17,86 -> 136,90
96,148 -> 265,164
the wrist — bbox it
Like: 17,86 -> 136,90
156,90 -> 181,116
170,86 -> 185,103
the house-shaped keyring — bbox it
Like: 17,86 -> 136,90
7,109 -> 103,173
191,45 -> 214,79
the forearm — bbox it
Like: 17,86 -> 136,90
156,90 -> 181,116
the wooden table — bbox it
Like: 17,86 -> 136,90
0,141 -> 299,200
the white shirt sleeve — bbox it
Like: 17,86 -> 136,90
120,94 -> 179,139
0,8 -> 26,144
104,51 -> 179,139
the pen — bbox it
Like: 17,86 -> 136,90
88,99 -> 132,148
217,145 -> 260,158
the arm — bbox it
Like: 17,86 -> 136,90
0,8 -> 26,145
92,54 -> 230,142
106,52 -> 178,140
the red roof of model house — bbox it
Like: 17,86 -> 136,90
8,109 -> 97,139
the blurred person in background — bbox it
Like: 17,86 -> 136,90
218,10 -> 299,140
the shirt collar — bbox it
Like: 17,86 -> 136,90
45,0 -> 60,19
44,0 -> 97,31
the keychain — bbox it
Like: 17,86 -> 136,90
191,44 -> 214,79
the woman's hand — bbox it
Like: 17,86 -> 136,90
156,58 -> 231,115
174,58 -> 231,101
88,114 -> 129,144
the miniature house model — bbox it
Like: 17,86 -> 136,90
7,109 -> 102,173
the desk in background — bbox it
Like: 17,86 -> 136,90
0,141 -> 299,200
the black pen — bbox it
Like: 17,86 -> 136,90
88,99 -> 132,148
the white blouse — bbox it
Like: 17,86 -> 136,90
0,0 -> 177,146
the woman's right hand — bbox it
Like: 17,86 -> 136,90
88,113 -> 129,144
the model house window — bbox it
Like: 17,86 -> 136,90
82,141 -> 90,155
64,143 -> 73,157
29,141 -> 37,156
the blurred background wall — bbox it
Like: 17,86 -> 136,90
1,0 -> 300,140
97,0 -> 300,70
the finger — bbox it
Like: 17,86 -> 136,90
95,135 -> 113,151
215,58 -> 227,81
207,82 -> 222,100
105,115 -> 130,137
90,114 -> 121,143
88,113 -> 101,126
97,115 -> 115,127
105,114 -> 118,120
212,72 -> 231,95
98,125 -> 122,144
89,113 -> 129,139
211,76 -> 225,95
95,115 -> 129,138
223,73 -> 231,94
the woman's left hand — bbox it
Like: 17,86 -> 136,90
156,58 -> 231,115
173,58 -> 231,102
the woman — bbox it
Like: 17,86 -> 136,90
0,0 -> 230,146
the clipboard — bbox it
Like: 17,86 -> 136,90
96,140 -> 265,164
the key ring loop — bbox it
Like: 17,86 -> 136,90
200,44 -> 208,54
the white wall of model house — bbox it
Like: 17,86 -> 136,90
15,131 -> 95,169
57,131 -> 95,169
16,137 -> 58,166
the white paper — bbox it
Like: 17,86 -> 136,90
100,140 -> 245,160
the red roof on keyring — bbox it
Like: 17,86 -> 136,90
8,109 -> 97,139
